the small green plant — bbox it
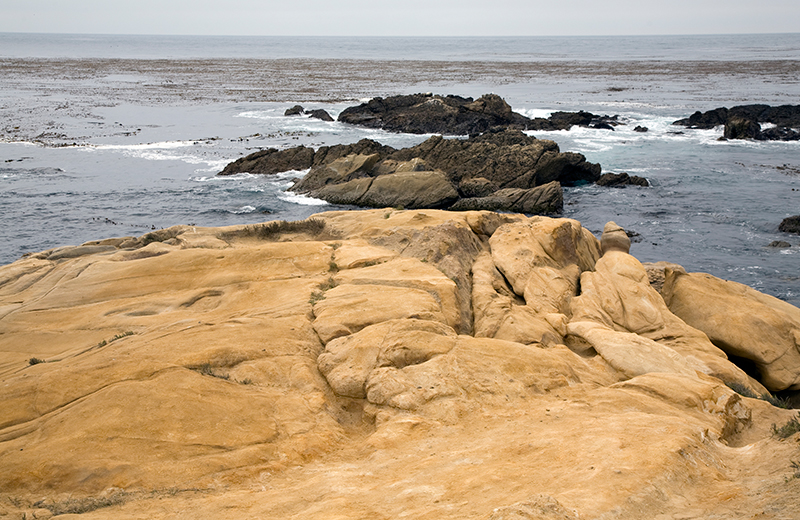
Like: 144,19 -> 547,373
771,412 -> 800,439
240,378 -> 253,385
328,260 -> 339,273
28,357 -> 45,366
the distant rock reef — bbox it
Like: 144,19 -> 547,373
673,104 -> 800,141
335,93 -> 621,135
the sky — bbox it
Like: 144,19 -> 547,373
0,0 -> 798,36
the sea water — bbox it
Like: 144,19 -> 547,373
1,33 -> 799,305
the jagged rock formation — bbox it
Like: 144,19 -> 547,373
779,215 -> 800,234
336,93 -> 621,135
673,104 -> 800,141
284,105 -> 334,121
1,210 -> 799,519
220,129 -> 602,214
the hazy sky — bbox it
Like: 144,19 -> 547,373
1,0 -> 798,36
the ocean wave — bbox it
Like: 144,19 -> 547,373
277,191 -> 328,206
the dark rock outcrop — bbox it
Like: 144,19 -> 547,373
448,181 -> 563,215
337,93 -> 621,135
284,105 -> 334,121
779,215 -> 800,234
674,104 -> 800,141
219,129 -> 604,214
306,109 -> 334,122
218,145 -> 316,176
723,117 -> 763,140
596,172 -> 649,187
284,105 -> 305,116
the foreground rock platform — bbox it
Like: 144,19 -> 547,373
1,210 -> 799,519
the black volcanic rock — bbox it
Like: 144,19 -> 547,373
337,93 -> 532,135
674,104 -> 800,141
217,129 -> 604,215
306,109 -> 334,122
218,146 -> 316,176
284,105 -> 305,116
779,215 -> 800,234
337,93 -> 622,135
596,172 -> 649,187
724,117 -> 763,140
284,105 -> 334,121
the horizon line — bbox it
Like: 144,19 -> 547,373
2,30 -> 800,39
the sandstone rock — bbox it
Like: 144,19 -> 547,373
2,209 -> 799,520
570,246 -> 766,393
599,221 -> 630,255
356,170 -> 459,209
662,267 -> 800,391
449,181 -> 563,215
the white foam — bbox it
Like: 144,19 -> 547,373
277,191 -> 328,206
231,205 -> 256,214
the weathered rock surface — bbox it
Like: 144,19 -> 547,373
337,93 -> 622,135
221,129 -> 600,214
596,172 -> 649,187
284,105 -> 334,121
673,104 -> 800,141
1,210 -> 799,519
779,215 -> 800,234
662,267 -> 800,391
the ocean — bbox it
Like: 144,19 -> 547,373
1,33 -> 799,305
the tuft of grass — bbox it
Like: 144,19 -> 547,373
726,382 -> 791,409
309,290 -> 326,305
240,378 -> 253,385
790,461 -> 800,481
195,363 -> 230,381
219,218 -> 326,241
35,492 -> 128,515
96,331 -> 135,349
771,413 -> 800,439
28,357 -> 45,366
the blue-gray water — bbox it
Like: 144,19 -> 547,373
1,33 -> 799,305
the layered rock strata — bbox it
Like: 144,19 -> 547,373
1,211 -> 799,519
